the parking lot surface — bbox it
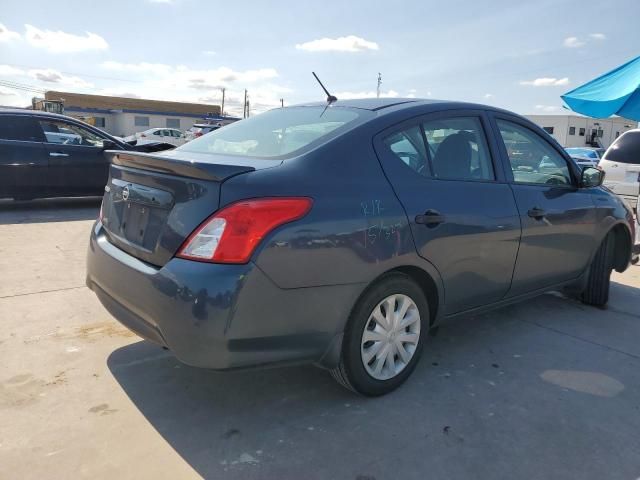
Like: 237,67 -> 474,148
1,198 -> 639,480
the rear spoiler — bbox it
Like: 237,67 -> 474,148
107,151 -> 256,181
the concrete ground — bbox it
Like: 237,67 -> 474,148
1,198 -> 639,480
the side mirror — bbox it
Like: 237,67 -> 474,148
102,139 -> 117,150
580,166 -> 605,188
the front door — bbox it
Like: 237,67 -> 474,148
38,119 -> 111,196
491,116 -> 597,296
375,111 -> 521,314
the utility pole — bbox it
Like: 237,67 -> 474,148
243,89 -> 248,118
220,87 -> 226,117
280,98 -> 284,108
246,99 -> 250,118
377,73 -> 382,98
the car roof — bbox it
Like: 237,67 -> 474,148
289,98 -> 519,118
0,107 -> 76,120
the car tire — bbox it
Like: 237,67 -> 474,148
331,273 -> 430,396
581,233 -> 615,307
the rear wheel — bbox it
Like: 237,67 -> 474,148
331,273 -> 429,396
581,234 -> 615,307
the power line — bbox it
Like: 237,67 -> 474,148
0,79 -> 45,94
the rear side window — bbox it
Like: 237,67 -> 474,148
604,131 -> 640,164
423,117 -> 495,181
0,115 -> 45,142
178,107 -> 365,158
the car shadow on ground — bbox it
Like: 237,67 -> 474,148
0,197 -> 101,225
107,280 -> 640,480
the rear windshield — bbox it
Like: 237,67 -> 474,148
604,131 -> 640,164
177,106 -> 365,158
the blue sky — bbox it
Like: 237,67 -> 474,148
1,0 -> 639,116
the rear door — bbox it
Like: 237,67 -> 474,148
491,115 -> 597,296
39,118 -> 112,196
374,110 -> 521,314
0,115 -> 48,199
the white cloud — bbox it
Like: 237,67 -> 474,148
148,0 -> 174,3
334,90 -> 399,99
296,35 -> 379,52
24,24 -> 108,53
101,61 -> 277,88
484,93 -> 494,99
535,104 -> 561,112
589,33 -> 606,40
563,36 -> 585,48
28,68 -> 93,88
99,60 -> 287,116
203,50 -> 216,56
0,23 -> 20,42
0,64 -> 24,75
101,61 -> 173,75
0,86 -> 18,97
520,77 -> 569,87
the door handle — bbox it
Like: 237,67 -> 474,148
415,209 -> 445,227
49,152 -> 69,157
527,207 -> 546,219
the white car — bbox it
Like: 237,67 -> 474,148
599,129 -> 640,210
124,128 -> 186,147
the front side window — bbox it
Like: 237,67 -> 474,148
39,120 -> 105,147
497,119 -> 572,186
134,116 -> 150,127
178,106 -> 365,158
422,117 -> 494,181
383,126 -> 428,175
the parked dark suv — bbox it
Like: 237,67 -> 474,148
0,109 -> 173,200
86,99 -> 635,395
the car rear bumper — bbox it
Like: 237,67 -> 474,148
86,222 -> 360,369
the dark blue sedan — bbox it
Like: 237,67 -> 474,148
86,99 -> 635,395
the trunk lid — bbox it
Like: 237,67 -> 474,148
100,150 -> 281,266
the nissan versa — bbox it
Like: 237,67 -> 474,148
86,99 -> 634,396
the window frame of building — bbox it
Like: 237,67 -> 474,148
579,128 -> 585,136
166,118 -> 180,129
568,126 -> 576,136
134,116 -> 150,127
94,117 -> 106,128
542,126 -> 554,135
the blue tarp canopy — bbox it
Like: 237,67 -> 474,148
561,55 -> 640,121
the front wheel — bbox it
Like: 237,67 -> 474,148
581,234 -> 615,307
331,273 -> 430,396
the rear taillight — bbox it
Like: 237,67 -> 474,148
177,197 -> 313,264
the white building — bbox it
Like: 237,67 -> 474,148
524,114 -> 638,149
44,90 -> 224,137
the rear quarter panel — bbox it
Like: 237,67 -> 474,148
219,124 -> 436,290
